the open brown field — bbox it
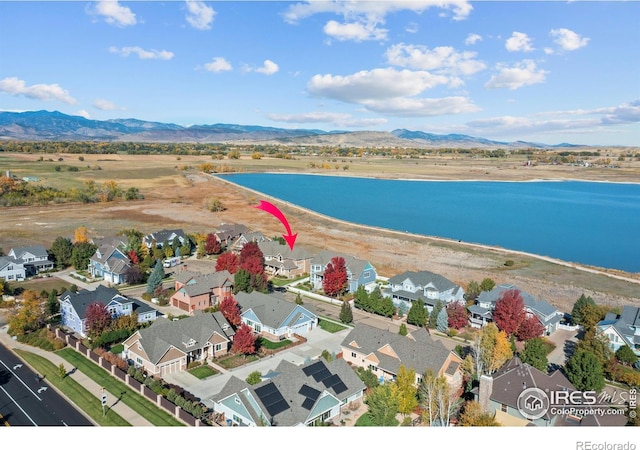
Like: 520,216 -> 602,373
1,150 -> 639,314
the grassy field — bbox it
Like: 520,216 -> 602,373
57,348 -> 185,426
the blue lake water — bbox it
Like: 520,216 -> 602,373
219,174 -> 640,273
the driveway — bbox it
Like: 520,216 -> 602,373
546,328 -> 579,370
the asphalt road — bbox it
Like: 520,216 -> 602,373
0,342 -> 93,427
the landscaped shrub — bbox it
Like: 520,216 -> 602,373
91,328 -> 131,349
187,360 -> 202,369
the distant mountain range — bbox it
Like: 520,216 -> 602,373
0,110 -> 584,149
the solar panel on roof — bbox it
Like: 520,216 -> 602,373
254,383 -> 290,417
311,367 -> 331,382
302,360 -> 326,376
301,397 -> 315,410
332,381 -> 348,395
299,384 -> 321,400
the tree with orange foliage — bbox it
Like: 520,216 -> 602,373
74,226 -> 89,244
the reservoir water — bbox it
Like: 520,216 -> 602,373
219,174 -> 640,273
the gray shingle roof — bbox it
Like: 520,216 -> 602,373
598,305 -> 640,348
135,311 -> 234,364
60,285 -> 123,319
311,250 -> 372,279
178,271 -> 233,297
235,291 -> 317,329
387,270 -> 457,292
0,256 -> 23,270
341,323 -> 455,376
258,241 -> 313,261
9,245 -> 49,259
476,284 -> 558,320
213,358 -> 365,426
144,229 -> 186,246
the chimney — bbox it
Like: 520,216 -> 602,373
478,374 -> 494,413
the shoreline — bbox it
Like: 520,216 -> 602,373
213,174 -> 640,284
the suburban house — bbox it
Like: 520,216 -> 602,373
59,285 -> 158,337
214,223 -> 248,247
310,250 -> 377,293
468,284 -> 563,335
229,231 -> 269,254
8,245 -> 54,275
0,256 -> 26,282
170,270 -> 234,313
88,237 -> 132,285
142,229 -> 186,250
597,305 -> 640,356
383,270 -> 465,314
212,358 -> 366,426
235,291 -> 318,340
341,323 -> 463,393
123,310 -> 235,377
258,241 -> 313,279
472,356 -> 581,426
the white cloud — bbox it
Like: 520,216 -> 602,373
185,0 -> 215,30
0,77 -> 77,104
308,68 -> 450,103
405,22 -> 419,34
93,1 -> 137,27
323,20 -> 387,42
283,1 -> 472,24
362,96 -> 480,117
385,43 -> 486,76
550,28 -> 589,52
204,57 -> 232,73
76,110 -> 91,119
505,31 -> 534,52
465,33 -> 482,45
109,46 -> 174,60
247,60 -> 279,75
92,99 -> 121,111
283,1 -> 472,43
484,60 -> 548,90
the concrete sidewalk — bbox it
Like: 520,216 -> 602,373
0,324 -> 153,426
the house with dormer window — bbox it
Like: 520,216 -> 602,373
122,310 -> 234,376
8,245 -> 54,275
383,270 -> 464,314
88,237 -> 131,285
310,250 -> 377,293
59,285 -> 158,337
598,305 -> 640,356
258,241 -> 313,279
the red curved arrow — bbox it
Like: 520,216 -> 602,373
254,200 -> 298,250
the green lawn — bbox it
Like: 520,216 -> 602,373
188,365 -> 218,379
57,348 -> 184,426
355,413 -> 375,426
15,349 -> 131,426
215,353 -> 259,369
318,318 -> 348,333
259,337 -> 292,350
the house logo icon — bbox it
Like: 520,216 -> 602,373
517,387 -> 550,420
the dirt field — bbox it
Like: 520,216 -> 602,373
1,151 -> 639,314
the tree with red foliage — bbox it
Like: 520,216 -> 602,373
219,296 -> 241,327
85,302 -> 111,339
216,252 -> 239,274
323,256 -> 348,297
446,301 -> 468,329
239,242 -> 264,266
492,289 -> 526,336
205,233 -> 221,255
516,315 -> 546,341
232,323 -> 256,356
127,249 -> 139,265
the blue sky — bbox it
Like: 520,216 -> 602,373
0,1 -> 638,146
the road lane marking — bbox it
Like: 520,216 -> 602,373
0,385 -> 38,426
0,357 -> 42,401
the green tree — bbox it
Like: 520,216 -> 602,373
576,330 -> 613,366
146,260 -> 165,295
571,294 -> 596,326
321,349 -> 334,362
295,293 -> 303,305
246,371 -> 262,385
615,345 -> 638,366
465,280 -> 481,305
472,323 -> 513,375
394,365 -> 418,417
364,383 -> 399,426
429,300 -> 443,329
580,303 -> 608,333
70,241 -> 97,271
356,367 -> 379,389
353,285 -> 369,311
58,363 -> 66,379
399,323 -> 408,336
233,269 -> 252,294
407,299 -> 427,327
436,307 -> 449,333
49,236 -> 73,268
479,278 -> 495,292
520,337 -> 548,372
566,350 -> 605,392
46,289 -> 59,317
339,300 -> 353,324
